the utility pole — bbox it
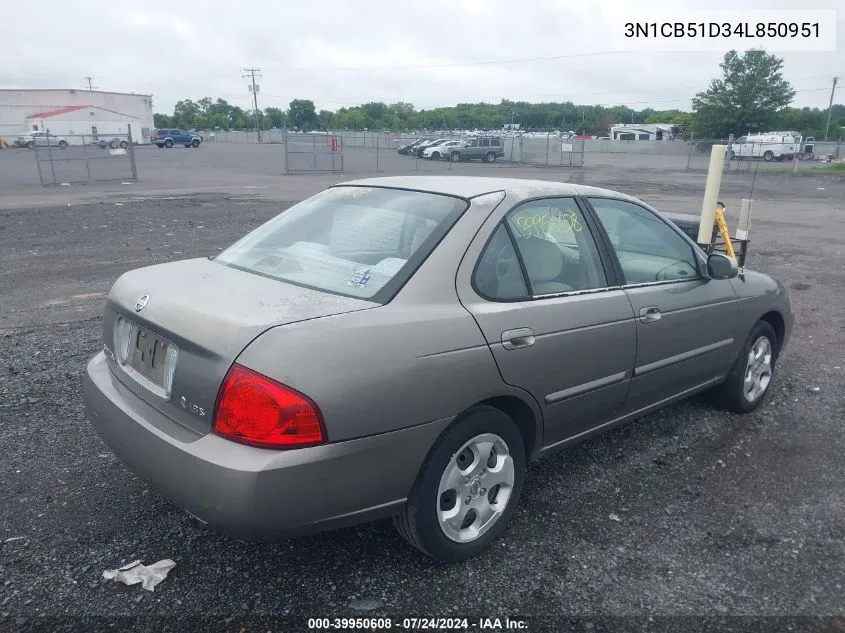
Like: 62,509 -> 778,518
84,76 -> 97,91
824,76 -> 839,142
242,68 -> 262,142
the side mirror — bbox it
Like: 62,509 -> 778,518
706,252 -> 738,280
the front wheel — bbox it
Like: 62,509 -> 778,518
708,320 -> 778,413
431,151 -> 440,160
191,139 -> 200,148
393,405 -> 525,562
450,151 -> 462,162
484,151 -> 497,163
119,141 -> 128,149
58,140 -> 68,149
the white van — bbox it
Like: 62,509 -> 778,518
728,131 -> 803,162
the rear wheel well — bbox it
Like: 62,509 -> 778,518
760,310 -> 785,355
477,396 -> 538,459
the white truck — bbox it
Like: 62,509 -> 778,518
727,131 -> 803,162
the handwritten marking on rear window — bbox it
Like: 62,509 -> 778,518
514,210 -> 583,238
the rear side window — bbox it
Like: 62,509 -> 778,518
491,139 -> 501,146
474,198 -> 608,300
215,187 -> 467,302
480,139 -> 490,147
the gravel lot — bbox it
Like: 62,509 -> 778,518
1,159 -> 844,630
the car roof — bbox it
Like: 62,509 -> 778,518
338,176 -> 642,202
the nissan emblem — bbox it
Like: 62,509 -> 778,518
135,294 -> 150,312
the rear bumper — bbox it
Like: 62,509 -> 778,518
83,352 -> 452,540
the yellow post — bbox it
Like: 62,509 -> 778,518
714,206 -> 736,260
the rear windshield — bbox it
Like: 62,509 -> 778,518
214,186 -> 468,302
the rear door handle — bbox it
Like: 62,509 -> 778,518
501,328 -> 535,350
639,306 -> 662,323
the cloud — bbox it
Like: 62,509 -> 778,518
0,0 -> 841,114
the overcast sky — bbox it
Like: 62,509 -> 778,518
2,0 -> 842,114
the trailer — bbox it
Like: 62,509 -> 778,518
24,105 -> 145,145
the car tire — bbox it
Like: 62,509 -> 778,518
709,320 -> 779,414
191,139 -> 201,148
484,151 -> 496,163
431,151 -> 440,159
119,141 -> 128,149
164,139 -> 174,148
58,140 -> 68,149
393,405 -> 525,562
451,151 -> 462,162
763,150 -> 774,162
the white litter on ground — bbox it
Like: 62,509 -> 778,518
102,559 -> 176,591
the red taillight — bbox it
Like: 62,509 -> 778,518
212,364 -> 325,449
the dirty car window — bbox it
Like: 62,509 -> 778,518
214,186 -> 467,301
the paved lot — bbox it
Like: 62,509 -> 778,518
1,158 -> 844,626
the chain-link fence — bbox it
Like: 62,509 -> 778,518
686,138 -> 842,172
32,133 -> 138,186
208,127 -> 842,174
283,132 -> 343,173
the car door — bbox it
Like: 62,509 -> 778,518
585,196 -> 741,413
456,195 -> 637,448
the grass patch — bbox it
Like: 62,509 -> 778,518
758,162 -> 845,174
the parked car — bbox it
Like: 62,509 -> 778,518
15,131 -> 69,149
422,140 -> 463,159
397,139 -> 426,155
413,138 -> 450,157
94,137 -> 129,149
84,176 -> 793,562
153,129 -> 202,148
449,136 -> 505,162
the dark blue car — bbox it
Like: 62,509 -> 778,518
153,129 -> 202,148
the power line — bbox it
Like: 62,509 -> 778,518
241,68 -> 262,141
289,49 -> 643,72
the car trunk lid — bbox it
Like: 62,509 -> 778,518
103,257 -> 377,434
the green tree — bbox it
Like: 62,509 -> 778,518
691,49 -> 795,138
287,99 -> 318,129
263,107 -> 287,129
173,99 -> 201,128
153,113 -> 173,128
317,110 -> 336,130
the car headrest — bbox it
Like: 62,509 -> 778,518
518,238 -> 564,282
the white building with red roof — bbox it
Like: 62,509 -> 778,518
0,88 -> 154,144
